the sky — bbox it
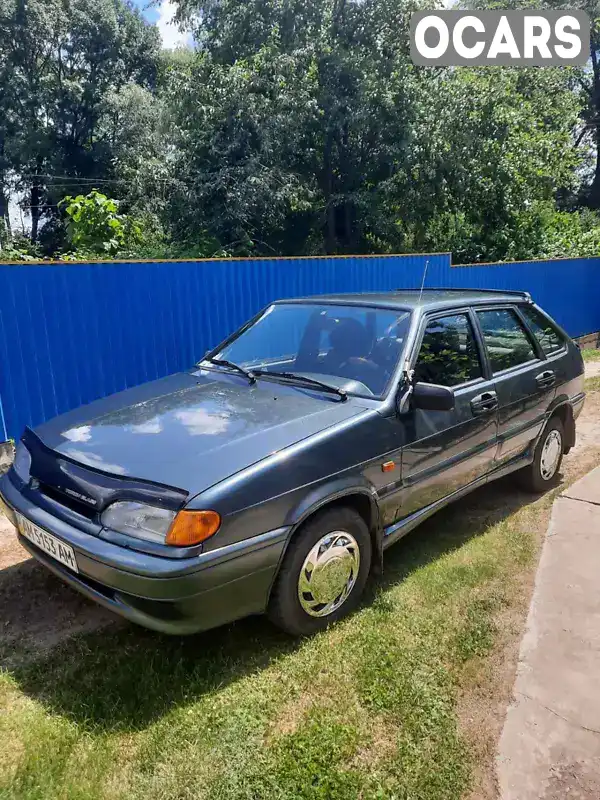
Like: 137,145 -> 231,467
130,0 -> 192,49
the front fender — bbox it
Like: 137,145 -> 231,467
260,477 -> 383,606
279,476 -> 384,576
284,475 -> 380,529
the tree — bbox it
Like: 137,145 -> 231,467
400,65 -> 585,260
1,0 -> 597,262
461,0 -> 600,210
0,0 -> 161,244
167,0 -> 424,255
61,189 -> 147,256
165,0 -> 589,259
561,0 -> 600,208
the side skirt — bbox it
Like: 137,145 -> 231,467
382,452 -> 533,551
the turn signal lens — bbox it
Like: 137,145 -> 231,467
165,510 -> 221,547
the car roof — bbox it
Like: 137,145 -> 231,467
274,288 -> 531,313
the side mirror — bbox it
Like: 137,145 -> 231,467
411,381 -> 455,412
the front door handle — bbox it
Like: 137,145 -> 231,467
471,391 -> 498,415
535,370 -> 555,389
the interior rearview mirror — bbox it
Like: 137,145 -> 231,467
411,381 -> 455,412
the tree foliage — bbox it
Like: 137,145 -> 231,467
0,0 -> 599,262
61,190 -> 133,255
0,0 -> 160,245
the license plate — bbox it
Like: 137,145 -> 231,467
17,513 -> 79,573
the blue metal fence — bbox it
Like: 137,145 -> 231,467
431,257 -> 600,342
0,253 -> 444,441
0,253 -> 598,442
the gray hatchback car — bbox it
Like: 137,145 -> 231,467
0,289 -> 585,636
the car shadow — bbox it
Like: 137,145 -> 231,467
0,555 -> 121,667
3,472 -> 553,734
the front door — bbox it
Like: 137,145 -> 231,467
395,309 -> 499,521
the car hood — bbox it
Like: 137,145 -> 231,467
33,371 -> 368,496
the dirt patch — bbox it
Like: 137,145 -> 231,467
0,515 -> 29,570
0,516 -> 118,668
459,504 -> 557,800
268,692 -> 316,738
584,361 -> 600,379
572,391 -> 600,455
349,715 -> 399,771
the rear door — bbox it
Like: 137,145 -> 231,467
398,309 -> 499,520
474,306 -> 556,466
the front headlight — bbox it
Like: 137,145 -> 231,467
13,442 -> 32,481
101,501 -> 176,544
101,502 -> 221,547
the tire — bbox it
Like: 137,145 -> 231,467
517,416 -> 565,493
268,506 -> 372,636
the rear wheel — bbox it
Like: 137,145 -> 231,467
268,506 -> 372,636
517,416 -> 564,492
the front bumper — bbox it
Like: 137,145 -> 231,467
0,471 -> 289,635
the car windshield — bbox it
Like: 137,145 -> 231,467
203,303 -> 412,397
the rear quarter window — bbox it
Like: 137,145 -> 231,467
520,306 -> 565,356
476,308 -> 537,374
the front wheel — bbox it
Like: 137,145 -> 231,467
517,417 -> 564,492
268,506 -> 372,636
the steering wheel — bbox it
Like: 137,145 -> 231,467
338,356 -> 382,392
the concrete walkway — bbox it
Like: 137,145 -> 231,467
498,467 -> 600,799
586,360 -> 600,379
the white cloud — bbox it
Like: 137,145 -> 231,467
62,425 -> 92,443
63,449 -> 127,475
129,419 -> 163,434
174,408 -> 230,436
156,0 -> 191,49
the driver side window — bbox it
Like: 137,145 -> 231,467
414,313 -> 482,388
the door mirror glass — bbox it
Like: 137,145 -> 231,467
411,381 -> 455,411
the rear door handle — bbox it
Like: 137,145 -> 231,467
535,370 -> 555,389
470,391 -> 498,415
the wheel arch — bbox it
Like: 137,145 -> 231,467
546,396 -> 575,453
274,480 -> 383,585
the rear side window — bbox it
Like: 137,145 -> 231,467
476,308 -> 536,373
520,306 -> 565,355
414,313 -> 482,387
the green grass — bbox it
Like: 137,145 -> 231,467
585,375 -> 600,392
581,348 -> 600,362
0,469 -> 594,800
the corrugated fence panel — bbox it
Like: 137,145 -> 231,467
1,253 -> 598,442
0,254 -> 448,440
429,257 -> 600,340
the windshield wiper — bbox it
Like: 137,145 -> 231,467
253,370 -> 347,401
201,356 -> 256,384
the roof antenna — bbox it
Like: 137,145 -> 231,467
417,259 -> 430,305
